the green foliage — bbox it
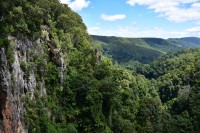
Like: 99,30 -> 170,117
1,40 -> 15,70
2,0 -> 200,133
65,123 -> 78,133
6,49 -> 14,69
92,36 -> 200,66
143,49 -> 200,132
136,97 -> 163,132
165,111 -> 194,133
0,38 -> 10,48
20,61 -> 27,72
92,35 -> 163,64
168,37 -> 200,48
44,62 -> 60,92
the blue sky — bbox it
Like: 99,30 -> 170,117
60,0 -> 200,38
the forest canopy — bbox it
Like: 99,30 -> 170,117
0,0 -> 200,132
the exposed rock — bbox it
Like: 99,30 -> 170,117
95,49 -> 102,65
27,72 -> 36,100
0,47 -> 25,133
0,36 -> 62,132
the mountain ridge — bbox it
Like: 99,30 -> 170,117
92,35 -> 200,64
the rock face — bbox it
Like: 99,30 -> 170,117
0,36 -> 64,133
0,47 -> 25,132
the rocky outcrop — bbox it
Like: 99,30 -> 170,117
0,46 -> 26,133
0,34 -> 66,132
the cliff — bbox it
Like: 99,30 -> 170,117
0,1 -> 150,132
0,0 -> 92,132
0,36 -> 50,132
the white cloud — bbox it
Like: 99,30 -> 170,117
185,26 -> 200,37
88,27 -> 101,31
126,0 -> 200,23
88,26 -> 200,39
101,14 -> 126,21
60,0 -> 90,11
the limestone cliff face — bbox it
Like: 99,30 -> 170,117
0,35 -> 65,133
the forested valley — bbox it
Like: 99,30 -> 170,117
0,0 -> 200,133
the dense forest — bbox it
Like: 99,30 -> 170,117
168,37 -> 200,48
0,0 -> 200,133
92,35 -> 200,64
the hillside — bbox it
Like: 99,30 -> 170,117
91,35 -> 181,64
168,37 -> 200,48
92,35 -> 164,64
148,49 -> 200,132
92,35 -> 200,64
181,37 -> 200,44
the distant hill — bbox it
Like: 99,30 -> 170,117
92,35 -> 200,64
92,35 -> 164,64
168,37 -> 200,48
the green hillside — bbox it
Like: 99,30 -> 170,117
132,48 -> 200,132
141,38 -> 181,52
92,35 -> 200,65
91,35 -> 184,64
178,37 -> 200,45
168,37 -> 200,48
92,35 -> 165,64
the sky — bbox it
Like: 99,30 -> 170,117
60,0 -> 200,39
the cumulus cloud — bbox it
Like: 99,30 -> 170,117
101,14 -> 126,21
88,26 -> 200,39
185,26 -> 200,37
126,0 -> 200,23
60,0 -> 90,11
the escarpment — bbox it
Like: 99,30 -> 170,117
0,0 -> 93,132
0,32 -> 67,132
0,0 -> 96,133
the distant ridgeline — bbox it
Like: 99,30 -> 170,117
91,35 -> 200,65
